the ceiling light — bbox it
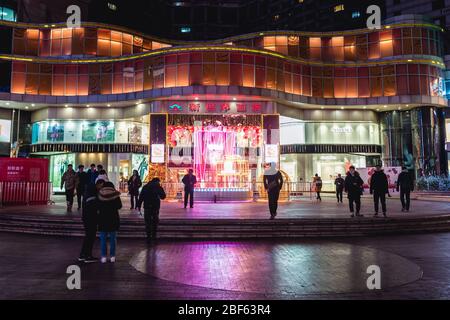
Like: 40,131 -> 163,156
107,104 -> 111,107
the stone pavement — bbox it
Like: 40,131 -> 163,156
1,231 -> 450,299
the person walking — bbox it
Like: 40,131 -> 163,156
344,165 -> 364,218
61,164 -> 77,212
75,165 -> 88,210
137,177 -> 167,244
312,174 -> 322,201
334,173 -> 345,203
397,166 -> 414,212
78,179 -> 104,263
263,162 -> 283,220
96,169 -> 109,183
86,163 -> 98,185
182,169 -> 197,209
127,170 -> 142,210
97,181 -> 122,263
370,164 -> 389,218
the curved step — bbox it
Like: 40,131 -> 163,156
1,213 -> 450,238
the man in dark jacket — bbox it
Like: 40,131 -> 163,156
397,166 -> 414,212
334,173 -> 345,203
86,163 -> 98,185
370,164 -> 389,217
78,179 -> 104,263
182,169 -> 197,209
76,164 -> 89,211
344,166 -> 364,217
137,178 -> 167,243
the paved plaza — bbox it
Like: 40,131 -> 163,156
1,230 -> 450,299
1,195 -> 450,299
2,194 -> 450,220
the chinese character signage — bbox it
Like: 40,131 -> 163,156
166,101 -> 266,113
0,158 -> 49,182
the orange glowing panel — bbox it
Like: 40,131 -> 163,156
380,39 -> 393,57
332,36 -> 344,61
113,73 -> 123,93
255,66 -> 266,88
368,42 -> 380,59
11,72 -> 26,94
165,65 -> 177,87
62,28 -> 72,38
52,74 -> 65,96
97,39 -> 111,56
346,78 -> 358,98
177,64 -> 189,86
383,76 -> 396,96
203,63 -> 215,85
309,37 -> 321,60
78,75 -> 89,95
98,28 -> 111,40
111,41 -> 122,56
334,77 -> 346,98
66,75 -> 78,95
122,33 -> 132,44
215,64 -> 229,86
263,36 -> 276,47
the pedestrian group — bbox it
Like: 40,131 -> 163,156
60,162 -> 415,263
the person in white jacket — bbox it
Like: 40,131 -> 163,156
95,169 -> 109,183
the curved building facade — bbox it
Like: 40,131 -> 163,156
0,15 -> 447,192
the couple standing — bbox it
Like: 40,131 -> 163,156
79,179 -> 122,263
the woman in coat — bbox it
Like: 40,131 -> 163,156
312,174 -> 322,201
127,170 -> 142,210
263,162 -> 283,220
97,181 -> 122,263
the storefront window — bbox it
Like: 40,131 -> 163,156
280,116 -> 380,145
281,153 -> 367,189
31,120 -> 149,144
49,153 -> 76,190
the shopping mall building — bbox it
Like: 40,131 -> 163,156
0,14 -> 448,194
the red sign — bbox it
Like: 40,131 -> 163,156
189,103 -> 200,112
252,103 -> 262,112
206,103 -> 216,112
0,158 -> 49,182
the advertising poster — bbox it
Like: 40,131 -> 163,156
0,119 -> 11,143
47,123 -> 64,142
151,144 -> 165,163
132,154 -> 149,181
82,121 -> 115,142
265,144 -> 279,164
357,166 -> 402,189
129,124 -> 143,144
0,158 -> 49,182
50,153 -> 75,189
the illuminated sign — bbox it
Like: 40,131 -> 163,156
167,102 -> 265,113
331,126 -> 353,134
151,144 -> 165,163
265,144 -> 279,163
180,27 -> 191,33
169,104 -> 183,111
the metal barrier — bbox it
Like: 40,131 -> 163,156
0,181 -> 53,206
